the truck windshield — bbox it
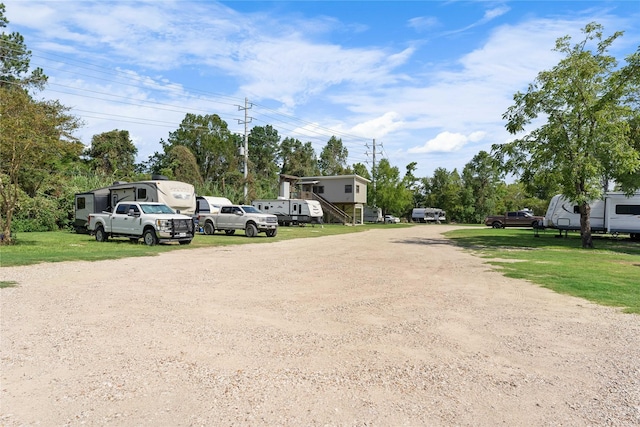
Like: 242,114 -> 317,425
140,204 -> 175,214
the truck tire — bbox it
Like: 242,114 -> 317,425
245,223 -> 258,238
95,226 -> 108,242
143,228 -> 158,246
266,228 -> 277,238
224,230 -> 236,236
204,221 -> 215,235
492,221 -> 502,229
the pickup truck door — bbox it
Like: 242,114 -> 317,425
231,206 -> 244,228
217,207 -> 234,228
111,204 -> 138,234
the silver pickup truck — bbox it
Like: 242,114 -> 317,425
87,202 -> 195,245
199,205 -> 278,237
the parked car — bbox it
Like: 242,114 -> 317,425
384,215 -> 400,224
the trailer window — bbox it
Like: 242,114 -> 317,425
616,205 -> 640,215
76,197 -> 86,210
137,188 -> 147,199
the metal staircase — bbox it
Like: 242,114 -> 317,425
311,193 -> 352,225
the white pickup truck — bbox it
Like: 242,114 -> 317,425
87,202 -> 195,245
199,205 -> 278,237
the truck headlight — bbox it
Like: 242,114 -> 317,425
156,219 -> 171,231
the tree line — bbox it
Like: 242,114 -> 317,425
1,3 -> 639,247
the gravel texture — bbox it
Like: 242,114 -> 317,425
1,225 -> 639,426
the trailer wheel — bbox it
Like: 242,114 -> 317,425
492,221 -> 502,229
245,223 -> 258,238
204,221 -> 215,235
224,229 -> 236,235
266,228 -> 278,237
95,226 -> 108,242
143,228 -> 158,246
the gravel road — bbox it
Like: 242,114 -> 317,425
1,225 -> 639,426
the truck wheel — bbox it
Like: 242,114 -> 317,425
95,226 -> 108,242
204,221 -> 215,235
224,230 -> 236,235
492,221 -> 502,229
143,229 -> 158,246
245,223 -> 258,238
266,228 -> 278,237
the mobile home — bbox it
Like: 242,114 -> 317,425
74,178 -> 196,233
544,192 -> 640,240
252,198 -> 323,225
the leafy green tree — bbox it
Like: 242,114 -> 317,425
248,125 -> 280,197
373,159 -> 413,217
0,87 -> 82,242
160,113 -> 242,192
426,168 -> 468,223
0,6 -> 82,242
279,137 -> 319,177
494,23 -> 640,248
318,136 -> 348,175
85,129 -> 137,178
461,151 -> 502,223
167,145 -> 203,186
351,163 -> 370,179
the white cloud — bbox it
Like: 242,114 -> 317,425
409,131 -> 486,154
408,16 -> 439,32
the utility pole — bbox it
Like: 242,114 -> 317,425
237,98 -> 252,203
368,138 -> 379,207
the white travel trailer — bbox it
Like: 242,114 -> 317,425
74,178 -> 196,233
196,196 -> 233,215
412,207 -> 446,223
252,198 -> 323,226
544,192 -> 640,240
364,207 -> 383,223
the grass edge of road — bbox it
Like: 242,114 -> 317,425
0,223 -> 412,267
445,227 -> 640,314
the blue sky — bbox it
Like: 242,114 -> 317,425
4,0 -> 640,178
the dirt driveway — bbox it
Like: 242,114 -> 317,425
1,225 -> 639,426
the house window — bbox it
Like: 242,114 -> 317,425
345,184 -> 353,194
313,185 -> 324,194
356,185 -> 360,194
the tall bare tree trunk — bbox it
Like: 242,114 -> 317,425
580,202 -> 594,248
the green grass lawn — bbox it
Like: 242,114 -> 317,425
445,227 -> 640,314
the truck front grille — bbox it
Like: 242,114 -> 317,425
172,219 -> 195,235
